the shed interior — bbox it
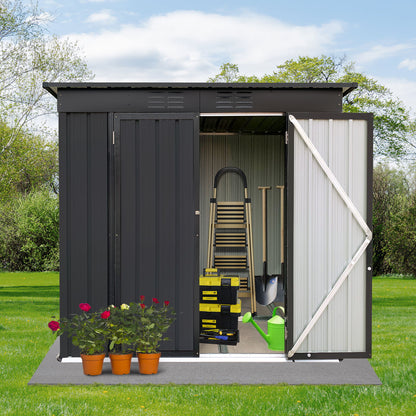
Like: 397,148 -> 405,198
198,114 -> 286,354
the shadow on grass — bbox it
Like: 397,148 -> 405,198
373,296 -> 415,307
0,286 -> 59,298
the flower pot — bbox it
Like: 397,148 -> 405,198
80,353 -> 105,376
109,353 -> 133,375
137,352 -> 161,374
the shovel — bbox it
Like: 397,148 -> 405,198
255,186 -> 278,305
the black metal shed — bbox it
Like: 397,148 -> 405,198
44,82 -> 373,360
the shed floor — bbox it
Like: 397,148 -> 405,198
29,296 -> 381,385
28,338 -> 381,385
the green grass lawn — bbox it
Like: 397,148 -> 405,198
0,272 -> 415,415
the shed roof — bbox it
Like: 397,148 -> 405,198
43,82 -> 357,98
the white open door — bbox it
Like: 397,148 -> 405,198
286,113 -> 373,359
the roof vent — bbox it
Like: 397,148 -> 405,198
147,91 -> 185,110
216,91 -> 253,110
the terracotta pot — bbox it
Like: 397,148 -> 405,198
80,353 -> 105,376
109,353 -> 133,375
137,352 -> 161,374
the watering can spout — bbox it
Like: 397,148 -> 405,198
242,312 -> 270,343
242,307 -> 285,351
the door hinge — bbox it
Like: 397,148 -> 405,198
285,131 -> 288,145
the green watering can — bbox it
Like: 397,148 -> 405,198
242,306 -> 285,351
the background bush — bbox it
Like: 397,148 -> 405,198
373,163 -> 416,277
383,182 -> 416,277
0,190 -> 59,271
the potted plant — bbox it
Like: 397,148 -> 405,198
48,303 -> 110,375
130,297 -> 175,374
106,303 -> 136,375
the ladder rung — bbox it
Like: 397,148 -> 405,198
215,245 -> 246,248
217,233 -> 246,237
217,216 -> 245,221
215,233 -> 246,247
216,236 -> 246,240
239,277 -> 249,289
238,291 -> 251,297
215,255 -> 247,258
217,219 -> 245,223
214,256 -> 247,269
217,202 -> 244,206
215,224 -> 246,229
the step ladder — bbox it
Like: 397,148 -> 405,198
207,167 -> 257,314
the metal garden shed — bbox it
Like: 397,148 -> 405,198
44,82 -> 373,361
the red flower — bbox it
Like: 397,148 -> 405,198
79,303 -> 91,312
140,303 -> 146,309
164,301 -> 170,306
48,320 -> 60,332
152,298 -> 159,304
101,310 -> 110,319
140,295 -> 145,302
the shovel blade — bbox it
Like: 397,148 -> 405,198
255,275 -> 278,305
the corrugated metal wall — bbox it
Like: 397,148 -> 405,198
115,114 -> 199,354
291,117 -> 369,354
199,134 -> 285,276
59,112 -> 109,357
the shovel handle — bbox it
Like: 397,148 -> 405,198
258,186 -> 271,262
276,186 -> 284,263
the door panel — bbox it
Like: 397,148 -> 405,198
114,113 -> 199,355
287,113 -> 373,359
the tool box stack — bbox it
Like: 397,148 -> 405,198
199,268 -> 241,345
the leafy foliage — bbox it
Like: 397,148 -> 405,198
106,304 -> 137,353
0,189 -> 59,271
383,179 -> 416,277
372,164 -> 408,275
209,56 -> 416,160
51,303 -> 109,355
372,164 -> 416,277
130,298 -> 175,354
0,0 -> 93,151
0,120 -> 58,201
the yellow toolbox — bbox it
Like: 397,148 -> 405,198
199,268 -> 239,304
199,300 -> 241,330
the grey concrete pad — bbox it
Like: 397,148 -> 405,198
29,339 -> 381,385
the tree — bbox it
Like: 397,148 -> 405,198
0,119 -> 58,201
383,170 -> 416,277
0,0 -> 93,154
208,57 -> 416,160
372,164 -> 408,275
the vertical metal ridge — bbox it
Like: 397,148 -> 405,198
134,119 -> 140,302
113,114 -> 120,305
347,119 -> 353,351
60,113 -> 70,356
86,113 -> 91,304
107,113 -> 115,306
154,119 -> 160,296
327,118 -> 333,352
307,119 -> 313,352
174,118 -> 180,351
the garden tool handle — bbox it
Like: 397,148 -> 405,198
213,167 -> 247,189
258,186 -> 271,262
276,185 -> 284,263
